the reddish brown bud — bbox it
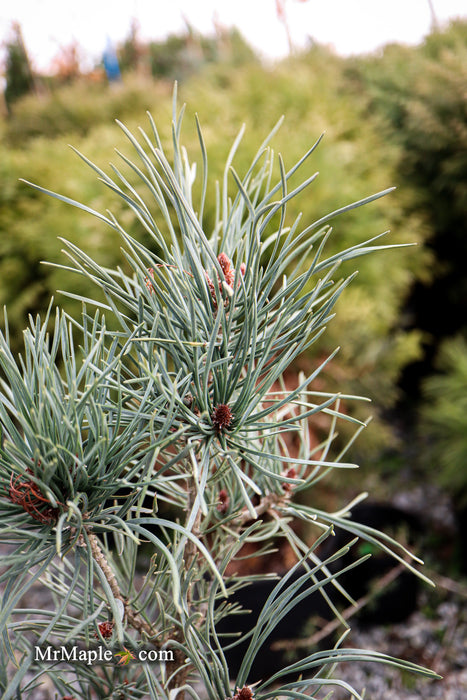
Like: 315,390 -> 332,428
217,489 -> 230,513
218,253 -> 235,287
204,270 -> 218,309
234,687 -> 255,700
212,403 -> 233,432
145,267 -> 155,293
204,253 -> 239,309
95,620 -> 114,639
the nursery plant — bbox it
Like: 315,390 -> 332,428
0,88 -> 438,699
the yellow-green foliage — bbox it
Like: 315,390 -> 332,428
348,20 -> 467,227
0,44 -> 430,447
3,75 -> 172,146
347,20 -> 467,338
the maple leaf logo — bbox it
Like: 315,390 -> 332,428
115,647 -> 136,666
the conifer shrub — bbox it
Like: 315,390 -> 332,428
0,88 -> 437,699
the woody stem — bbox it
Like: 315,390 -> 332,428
86,528 -> 157,639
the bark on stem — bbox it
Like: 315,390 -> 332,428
86,529 -> 157,639
238,491 -> 290,525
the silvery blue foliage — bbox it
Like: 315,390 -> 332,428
0,88 -> 437,699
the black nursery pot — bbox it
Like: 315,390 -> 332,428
215,569 -> 330,684
215,502 -> 421,683
323,502 -> 422,626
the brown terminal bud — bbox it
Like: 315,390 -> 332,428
212,403 -> 233,432
95,620 -> 114,639
218,253 -> 235,287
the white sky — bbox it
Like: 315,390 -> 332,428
1,0 -> 466,72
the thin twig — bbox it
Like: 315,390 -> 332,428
427,570 -> 467,598
86,529 -> 157,639
239,492 -> 290,525
431,611 -> 458,674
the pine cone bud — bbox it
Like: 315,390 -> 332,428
212,403 -> 233,432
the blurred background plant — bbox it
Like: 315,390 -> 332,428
2,21 -> 37,113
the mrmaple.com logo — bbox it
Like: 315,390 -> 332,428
34,645 -> 174,666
